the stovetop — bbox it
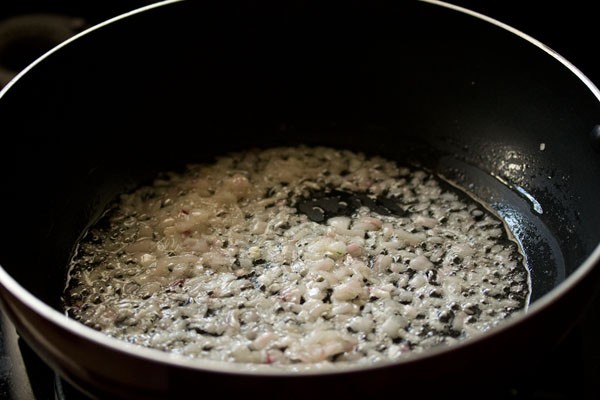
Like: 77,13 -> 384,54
0,1 -> 599,399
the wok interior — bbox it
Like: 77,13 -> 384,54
0,1 -> 599,315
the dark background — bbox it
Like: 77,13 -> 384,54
1,0 -> 599,88
449,0 -> 600,87
0,1 -> 598,399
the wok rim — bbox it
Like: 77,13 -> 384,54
0,0 -> 598,378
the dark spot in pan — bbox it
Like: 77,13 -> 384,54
295,188 -> 405,223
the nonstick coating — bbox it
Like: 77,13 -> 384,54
0,1 -> 598,398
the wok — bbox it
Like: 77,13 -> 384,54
0,0 -> 598,398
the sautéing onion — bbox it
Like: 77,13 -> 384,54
64,146 -> 529,367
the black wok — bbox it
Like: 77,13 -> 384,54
0,0 -> 598,398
